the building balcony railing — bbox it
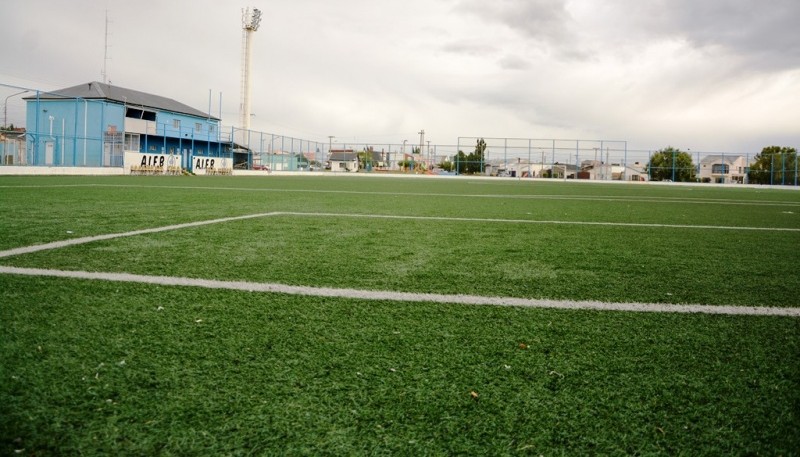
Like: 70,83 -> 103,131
124,118 -> 158,135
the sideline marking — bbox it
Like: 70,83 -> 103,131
1,210 -> 798,260
1,266 -> 798,317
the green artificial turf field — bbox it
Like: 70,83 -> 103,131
1,175 -> 799,455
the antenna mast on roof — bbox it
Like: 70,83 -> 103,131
240,6 -> 262,131
101,10 -> 111,84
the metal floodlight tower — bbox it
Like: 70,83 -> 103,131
240,6 -> 262,131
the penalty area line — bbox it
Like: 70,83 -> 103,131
0,210 -> 797,261
1,266 -> 798,317
0,212 -> 283,259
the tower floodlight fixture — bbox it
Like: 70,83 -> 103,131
244,7 -> 262,31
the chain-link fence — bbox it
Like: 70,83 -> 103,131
2,83 -> 798,184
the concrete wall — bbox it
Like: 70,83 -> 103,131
0,166 -> 123,176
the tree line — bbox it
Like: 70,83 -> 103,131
646,146 -> 798,185
436,141 -> 797,185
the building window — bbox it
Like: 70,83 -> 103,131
209,124 -> 215,133
172,119 -> 181,130
712,164 -> 729,174
124,133 -> 140,152
125,107 -> 156,121
195,123 -> 202,132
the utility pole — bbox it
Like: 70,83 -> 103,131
418,129 -> 424,155
427,140 -> 431,166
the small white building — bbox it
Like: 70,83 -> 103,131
504,162 -> 549,178
582,163 -> 650,182
328,150 -> 359,172
699,155 -> 749,184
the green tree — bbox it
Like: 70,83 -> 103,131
438,159 -> 454,172
358,147 -> 375,171
468,138 -> 487,174
646,147 -> 695,182
455,138 -> 487,174
747,146 -> 798,185
454,151 -> 467,174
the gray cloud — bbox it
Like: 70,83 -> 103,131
1,0 -> 798,153
454,0 -> 588,59
498,55 -> 531,70
601,0 -> 800,70
456,0 -> 571,39
441,41 -> 499,57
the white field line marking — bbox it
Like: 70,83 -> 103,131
0,210 -> 798,261
3,183 -> 799,207
279,212 -> 800,232
0,212 -> 281,259
1,266 -> 798,317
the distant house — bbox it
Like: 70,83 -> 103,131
510,162 -> 542,178
329,150 -> 358,172
0,127 -> 26,165
24,81 -> 235,171
328,149 -> 383,172
578,161 -> 649,182
699,155 -> 749,184
548,163 -> 579,179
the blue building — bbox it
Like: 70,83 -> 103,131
24,82 -> 240,171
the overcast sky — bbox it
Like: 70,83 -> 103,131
2,0 -> 798,153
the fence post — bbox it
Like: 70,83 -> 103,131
671,149 -> 676,182
782,152 -> 786,185
770,153 -> 774,185
623,141 -> 627,181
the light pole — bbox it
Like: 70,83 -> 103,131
3,90 -> 29,129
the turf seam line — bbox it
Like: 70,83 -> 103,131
3,183 -> 798,207
1,266 -> 798,317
